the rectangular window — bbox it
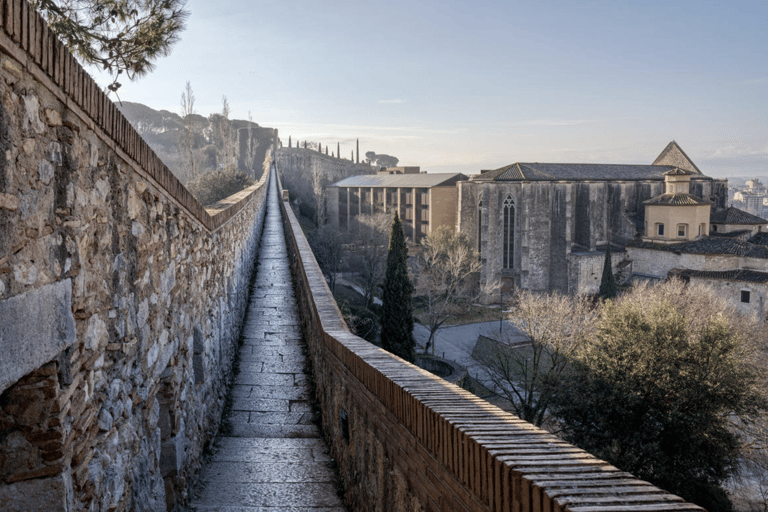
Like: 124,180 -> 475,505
741,290 -> 751,303
677,224 -> 687,237
657,223 -> 664,236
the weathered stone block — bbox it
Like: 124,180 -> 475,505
0,279 -> 76,394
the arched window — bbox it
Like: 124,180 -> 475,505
477,197 -> 483,260
503,196 -> 514,269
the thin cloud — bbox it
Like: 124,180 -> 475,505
378,99 -> 406,104
743,76 -> 768,85
515,119 -> 596,127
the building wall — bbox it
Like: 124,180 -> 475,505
0,9 -> 270,510
626,246 -> 768,278
567,250 -> 630,295
428,186 -> 458,233
644,204 -> 710,240
686,277 -> 767,322
460,177 -> 725,293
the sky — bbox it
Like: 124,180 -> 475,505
92,0 -> 768,178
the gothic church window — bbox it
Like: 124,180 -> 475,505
478,198 -> 483,260
503,196 -> 514,269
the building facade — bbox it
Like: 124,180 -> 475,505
327,169 -> 468,244
457,141 -> 728,294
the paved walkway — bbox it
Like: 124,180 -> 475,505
188,170 -> 345,511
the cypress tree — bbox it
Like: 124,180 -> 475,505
380,212 -> 416,362
598,244 -> 618,299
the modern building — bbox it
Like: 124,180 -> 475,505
327,168 -> 468,244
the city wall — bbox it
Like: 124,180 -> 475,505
277,164 -> 704,512
0,2 -> 270,509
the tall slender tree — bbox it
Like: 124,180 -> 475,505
380,212 -> 416,362
598,244 -> 617,299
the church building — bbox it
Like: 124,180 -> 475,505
457,142 -> 729,294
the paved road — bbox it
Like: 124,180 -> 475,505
188,170 -> 345,511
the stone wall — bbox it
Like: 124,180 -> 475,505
275,147 -> 372,220
458,177 -> 726,293
0,3 -> 270,510
626,246 -> 768,279
277,163 -> 704,512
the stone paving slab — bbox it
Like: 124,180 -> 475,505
188,171 -> 344,511
193,483 -> 343,508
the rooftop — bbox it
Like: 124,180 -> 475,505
330,173 -> 468,188
627,237 -> 768,259
676,269 -> 768,284
643,193 -> 711,206
710,206 -> 768,225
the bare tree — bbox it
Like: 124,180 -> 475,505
179,81 -> 197,181
308,225 -> 343,294
475,290 -> 597,427
347,212 -> 390,307
413,227 -> 482,355
310,158 -> 326,226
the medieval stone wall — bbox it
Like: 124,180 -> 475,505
0,3 -> 270,509
275,147 -> 372,221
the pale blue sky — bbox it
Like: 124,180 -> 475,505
95,0 -> 768,177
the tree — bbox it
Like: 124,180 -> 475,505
347,212 -> 390,308
380,212 -> 415,362
413,227 -> 482,356
308,225 -> 343,295
475,290 -> 596,426
179,80 -> 198,181
32,0 -> 189,93
364,151 -> 399,168
186,165 -> 253,206
598,244 -> 617,299
550,280 -> 767,511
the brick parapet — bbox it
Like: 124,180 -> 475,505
276,163 -> 703,511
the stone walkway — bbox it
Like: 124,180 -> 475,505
188,170 -> 345,511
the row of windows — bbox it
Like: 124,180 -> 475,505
654,223 -> 707,237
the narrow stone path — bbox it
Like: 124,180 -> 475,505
188,169 -> 345,511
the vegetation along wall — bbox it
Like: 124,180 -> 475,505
0,1 -> 270,509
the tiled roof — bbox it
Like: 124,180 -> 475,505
677,269 -> 768,284
711,229 -> 752,239
710,206 -> 768,225
750,232 -> 768,246
627,237 -> 768,258
643,193 -> 711,206
664,168 -> 694,176
330,173 -> 468,188
651,141 -> 703,174
472,163 -> 685,182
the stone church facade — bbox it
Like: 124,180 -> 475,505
457,142 -> 728,294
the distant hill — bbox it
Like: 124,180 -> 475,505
116,101 -> 276,184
